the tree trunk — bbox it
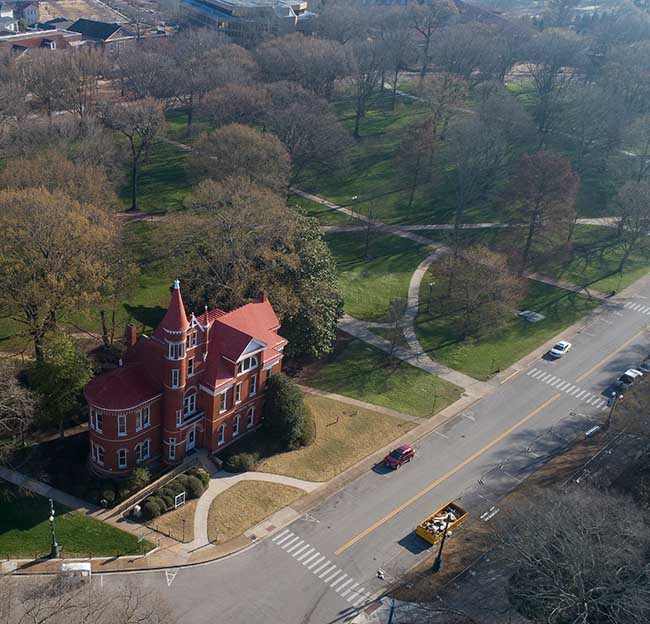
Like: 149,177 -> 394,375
100,309 -> 110,348
420,36 -> 431,79
521,215 -> 537,274
354,103 -> 362,139
130,158 -> 138,212
59,418 -> 65,440
391,69 -> 399,110
187,94 -> 194,134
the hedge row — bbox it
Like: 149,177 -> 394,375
141,468 -> 209,520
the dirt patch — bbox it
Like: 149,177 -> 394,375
41,0 -> 126,24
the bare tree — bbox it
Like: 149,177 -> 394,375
432,246 -> 527,339
396,119 -> 437,213
408,0 -> 457,78
379,15 -> 418,109
495,486 -> 650,624
386,297 -> 407,356
508,151 -> 579,272
623,114 -> 650,182
417,72 -> 468,140
523,30 -> 586,142
0,361 -> 36,448
348,39 -> 386,138
98,98 -> 164,212
201,83 -> 271,127
614,180 -> 650,273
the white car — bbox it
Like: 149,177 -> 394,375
549,340 -> 572,358
616,369 -> 643,389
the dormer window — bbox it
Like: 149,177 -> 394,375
237,356 -> 258,375
168,342 -> 184,360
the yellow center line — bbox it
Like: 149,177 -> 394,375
334,393 -> 562,556
575,327 -> 647,384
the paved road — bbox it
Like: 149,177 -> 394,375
95,281 -> 650,623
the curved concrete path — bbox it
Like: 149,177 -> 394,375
183,470 -> 321,553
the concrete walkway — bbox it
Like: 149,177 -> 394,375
183,469 -> 320,553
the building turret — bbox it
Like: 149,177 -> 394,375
157,279 -> 190,465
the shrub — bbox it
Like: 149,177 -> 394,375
165,480 -> 185,496
189,467 -> 210,487
127,467 -> 151,493
101,489 -> 116,505
142,497 -> 164,519
263,373 -> 306,450
224,452 -> 259,473
156,489 -> 174,510
298,405 -> 316,447
183,475 -> 205,499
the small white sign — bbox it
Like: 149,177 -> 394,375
174,492 -> 186,509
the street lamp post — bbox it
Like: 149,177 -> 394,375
427,281 -> 434,312
431,513 -> 451,574
606,392 -> 623,430
48,498 -> 60,559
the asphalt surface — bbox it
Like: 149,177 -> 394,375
94,281 -> 650,624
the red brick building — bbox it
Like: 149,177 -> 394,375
84,280 -> 286,476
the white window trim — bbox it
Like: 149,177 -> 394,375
89,410 -> 94,431
247,407 -> 254,429
142,439 -> 151,460
219,392 -> 227,413
176,409 -> 183,427
143,406 -> 151,428
236,355 -> 259,376
95,412 -> 103,434
235,383 -> 242,404
217,424 -> 225,446
117,448 -> 128,469
117,414 -> 127,437
168,438 -> 176,460
188,357 -> 195,376
92,441 -> 104,466
192,332 -> 198,347
250,374 -> 257,397
233,414 -> 240,436
171,369 -> 180,388
183,393 -> 196,417
135,410 -> 143,432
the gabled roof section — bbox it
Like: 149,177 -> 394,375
154,279 -> 190,338
68,18 -> 124,40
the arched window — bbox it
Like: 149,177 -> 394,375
233,414 -> 240,436
237,355 -> 259,375
217,424 -> 225,446
117,448 -> 128,469
247,407 -> 255,429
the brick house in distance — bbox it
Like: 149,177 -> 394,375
84,280 -> 286,476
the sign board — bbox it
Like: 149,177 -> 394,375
61,562 -> 92,578
174,492 -> 186,509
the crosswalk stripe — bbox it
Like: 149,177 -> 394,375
527,368 -> 538,376
639,305 -> 650,313
303,552 -> 322,567
319,564 -> 337,579
565,384 -> 575,394
557,381 -> 569,390
625,301 -> 632,308
538,372 -> 552,382
272,529 -> 290,543
285,539 -> 304,554
570,386 -> 581,396
282,536 -> 300,550
341,582 -> 359,598
307,555 -> 325,570
582,393 -> 592,402
353,593 -> 370,607
531,369 -> 545,379
630,303 -> 642,311
550,378 -> 562,387
336,578 -> 355,594
291,544 -> 310,558
323,567 -> 341,582
330,573 -> 349,589
296,546 -> 315,561
273,531 -> 292,545
576,390 -> 586,399
313,559 -> 331,575
346,586 -> 365,603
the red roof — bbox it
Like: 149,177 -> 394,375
154,279 -> 189,338
84,364 -> 161,410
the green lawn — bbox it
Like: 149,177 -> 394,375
532,225 -> 650,293
163,110 -> 211,144
416,279 -> 601,380
288,194 -> 353,225
325,230 -> 430,322
120,139 -> 192,214
303,335 -> 462,417
0,483 -> 153,558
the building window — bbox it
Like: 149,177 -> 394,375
176,410 -> 183,427
235,383 -> 242,403
247,407 -> 254,429
168,342 -> 184,360
135,443 -> 142,464
136,410 -> 143,432
250,374 -> 257,396
169,438 -> 176,460
171,369 -> 180,388
233,414 -> 240,436
89,410 -> 94,430
185,335 -> 191,349
117,449 -> 127,469
118,414 -> 126,436
237,355 -> 258,375
217,424 -> 225,446
220,392 -> 227,413
192,332 -> 198,347
184,393 -> 196,417
188,357 -> 195,376
142,439 -> 151,460
266,368 -> 273,386
96,412 -> 103,433
92,442 -> 104,466
143,406 -> 150,428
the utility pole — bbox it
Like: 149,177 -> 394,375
431,513 -> 451,573
48,498 -> 60,559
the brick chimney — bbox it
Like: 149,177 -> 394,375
257,290 -> 268,303
125,323 -> 137,348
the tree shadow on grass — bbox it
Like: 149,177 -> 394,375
123,304 -> 166,332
